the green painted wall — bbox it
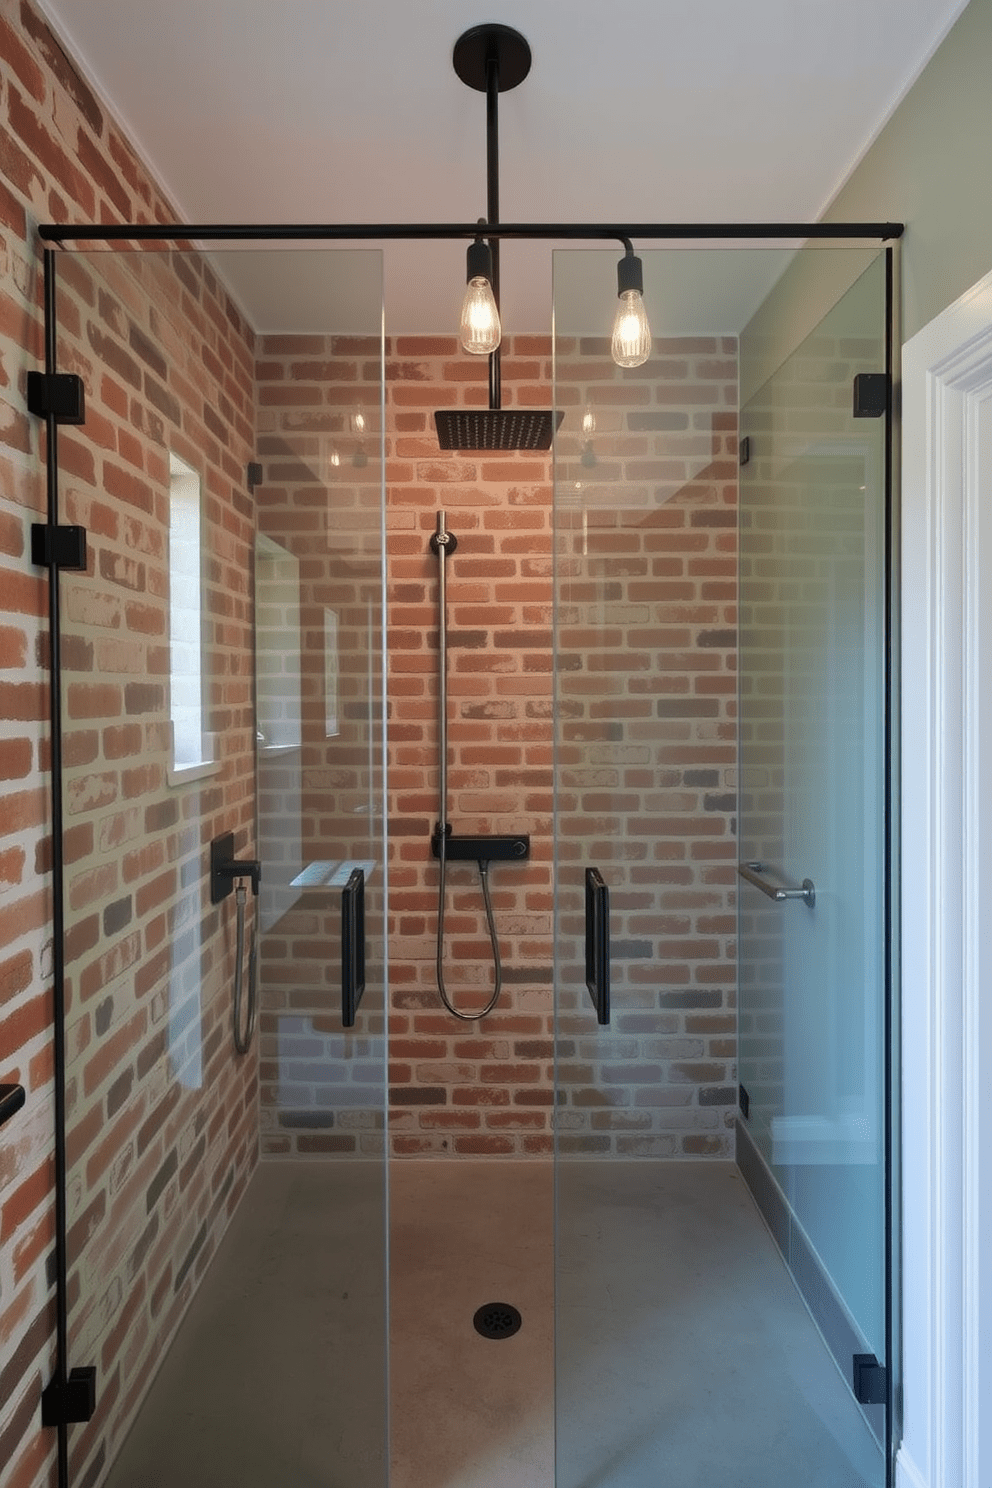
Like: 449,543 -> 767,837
743,0 -> 992,394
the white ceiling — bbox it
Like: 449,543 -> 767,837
38,0 -> 969,335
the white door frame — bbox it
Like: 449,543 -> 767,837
899,269 -> 992,1488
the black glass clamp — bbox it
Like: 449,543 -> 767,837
27,370 -> 85,424
41,1366 -> 97,1427
853,1352 -> 887,1405
31,523 -> 88,571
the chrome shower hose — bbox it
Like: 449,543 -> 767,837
232,882 -> 258,1054
433,510 -> 503,1021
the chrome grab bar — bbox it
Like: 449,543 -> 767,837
738,861 -> 815,908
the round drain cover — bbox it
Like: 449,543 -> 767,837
473,1302 -> 522,1340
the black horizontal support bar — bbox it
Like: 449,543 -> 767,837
432,832 -> 530,863
0,1083 -> 26,1128
38,220 -> 904,245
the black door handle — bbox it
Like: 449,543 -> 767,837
342,868 -> 366,1028
585,867 -> 610,1025
0,1083 -> 26,1129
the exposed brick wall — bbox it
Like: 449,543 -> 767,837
553,337 -> 739,1158
385,336 -> 558,1156
379,334 -> 738,1157
253,334 -> 387,1158
0,4 -> 259,1484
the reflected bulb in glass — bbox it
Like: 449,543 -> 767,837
582,406 -> 596,436
351,409 -> 366,435
611,290 -> 652,368
460,276 -> 501,356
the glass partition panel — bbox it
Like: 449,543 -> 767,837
737,250 -> 889,1440
553,245 -> 891,1488
54,246 -> 387,1488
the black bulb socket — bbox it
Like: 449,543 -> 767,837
617,250 -> 644,298
467,238 -> 494,285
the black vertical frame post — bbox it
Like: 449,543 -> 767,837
485,42 -> 501,413
882,242 -> 897,1488
39,247 -> 71,1487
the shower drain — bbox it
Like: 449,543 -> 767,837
473,1302 -> 522,1340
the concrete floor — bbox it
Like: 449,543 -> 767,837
101,1159 -> 884,1488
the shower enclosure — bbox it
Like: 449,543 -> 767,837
34,230 -> 896,1488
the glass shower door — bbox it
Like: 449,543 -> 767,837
53,244 -> 388,1487
736,250 -> 892,1474
552,245 -> 893,1488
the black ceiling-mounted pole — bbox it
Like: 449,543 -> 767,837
452,24 -> 533,416
485,41 -> 501,412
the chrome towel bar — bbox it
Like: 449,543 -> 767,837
738,860 -> 815,908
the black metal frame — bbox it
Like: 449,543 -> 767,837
38,220 -> 902,242
34,216 -> 902,1488
883,242 -> 898,1488
35,245 -> 75,1484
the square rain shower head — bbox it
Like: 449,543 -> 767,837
434,408 -> 564,451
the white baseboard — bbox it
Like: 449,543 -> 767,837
895,1445 -> 928,1488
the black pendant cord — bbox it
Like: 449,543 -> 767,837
41,245 -> 71,1488
486,46 -> 501,412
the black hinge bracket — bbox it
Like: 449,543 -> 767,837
27,371 -> 86,425
41,1366 -> 97,1427
853,372 -> 889,419
31,524 -> 88,571
853,1352 -> 887,1405
738,1083 -> 750,1120
247,461 -> 263,493
739,436 -> 750,467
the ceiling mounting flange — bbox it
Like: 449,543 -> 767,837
452,24 -> 531,92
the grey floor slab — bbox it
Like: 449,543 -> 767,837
555,1161 -> 884,1488
98,1158 -> 884,1488
101,1161 -> 388,1488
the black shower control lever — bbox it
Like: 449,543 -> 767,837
431,827 -> 530,863
210,831 -> 262,904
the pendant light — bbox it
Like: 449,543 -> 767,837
460,237 -> 501,355
611,245 -> 652,368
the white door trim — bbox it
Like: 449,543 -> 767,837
900,268 -> 992,1488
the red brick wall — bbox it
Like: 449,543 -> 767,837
383,334 -> 738,1157
385,336 -> 558,1155
253,334 -> 387,1157
554,336 -> 739,1157
0,5 -> 259,1484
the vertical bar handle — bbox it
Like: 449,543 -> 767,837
585,867 -> 610,1025
342,868 -> 366,1028
0,1083 -> 26,1129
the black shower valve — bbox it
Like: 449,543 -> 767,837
431,829 -> 530,863
210,832 -> 262,904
